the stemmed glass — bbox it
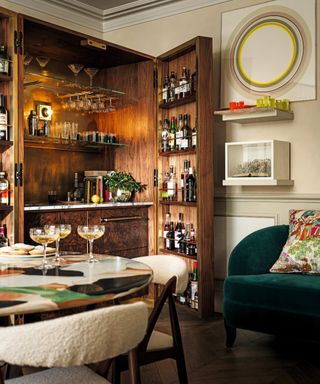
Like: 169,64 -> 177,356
77,225 -> 105,263
68,64 -> 84,84
84,67 -> 99,87
23,53 -> 33,67
29,227 -> 60,270
36,56 -> 50,69
45,224 -> 71,264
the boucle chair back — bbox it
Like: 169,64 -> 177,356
133,255 -> 188,293
0,302 -> 148,368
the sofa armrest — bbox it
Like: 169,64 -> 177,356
228,225 -> 289,276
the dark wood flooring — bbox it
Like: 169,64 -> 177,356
122,305 -> 320,384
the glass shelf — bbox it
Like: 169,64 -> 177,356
24,70 -> 125,99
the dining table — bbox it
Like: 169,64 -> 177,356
0,254 -> 153,317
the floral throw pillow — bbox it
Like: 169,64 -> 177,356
270,209 -> 320,274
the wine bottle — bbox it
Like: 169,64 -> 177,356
168,116 -> 176,151
175,114 -> 183,151
0,225 -> 8,247
186,167 -> 196,202
0,45 -> 9,76
166,221 -> 175,250
181,159 -> 190,202
192,117 -> 197,149
0,95 -> 8,141
163,212 -> 171,248
174,212 -> 184,250
0,171 -> 9,205
72,172 -> 82,201
162,75 -> 169,104
161,118 -> 169,152
181,114 -> 191,150
167,165 -> 177,201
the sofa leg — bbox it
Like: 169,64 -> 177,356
224,319 -> 236,348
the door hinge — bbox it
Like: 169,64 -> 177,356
153,70 -> 158,89
153,169 -> 158,187
15,163 -> 23,187
14,31 -> 23,54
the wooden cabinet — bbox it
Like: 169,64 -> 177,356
156,38 -> 214,318
1,8 -> 214,318
24,205 -> 149,257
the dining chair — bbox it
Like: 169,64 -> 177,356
113,255 -> 189,384
0,302 -> 148,384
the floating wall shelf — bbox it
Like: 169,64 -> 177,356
214,107 -> 293,124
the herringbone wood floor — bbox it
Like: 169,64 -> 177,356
122,305 -> 320,384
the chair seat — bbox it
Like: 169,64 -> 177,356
147,330 -> 173,351
6,366 -> 110,384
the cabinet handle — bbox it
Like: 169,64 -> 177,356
100,216 -> 145,223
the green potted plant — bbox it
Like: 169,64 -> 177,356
104,171 -> 144,202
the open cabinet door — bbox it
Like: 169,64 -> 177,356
15,13 -> 25,242
0,7 -> 21,244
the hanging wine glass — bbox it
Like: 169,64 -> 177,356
68,64 -> 84,84
36,56 -> 50,69
107,98 -> 116,112
23,53 -> 33,67
84,67 -> 99,87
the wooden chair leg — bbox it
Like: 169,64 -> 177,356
128,348 -> 141,384
112,357 -> 121,384
224,318 -> 237,348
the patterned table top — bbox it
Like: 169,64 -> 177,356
0,254 -> 153,317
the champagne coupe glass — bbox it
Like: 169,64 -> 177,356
36,56 -> 50,69
68,64 -> 84,84
45,224 -> 71,264
23,53 -> 33,67
84,67 -> 99,87
77,225 -> 105,263
29,227 -> 60,270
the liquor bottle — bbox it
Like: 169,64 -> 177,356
161,171 -> 169,201
43,120 -> 50,136
163,212 -> 171,248
167,165 -> 177,201
192,260 -> 198,281
179,66 -> 190,99
72,172 -> 82,201
185,223 -> 191,256
0,45 -> 9,76
168,116 -> 176,151
192,117 -> 197,149
186,167 -> 196,202
180,159 -> 189,202
175,114 -> 183,151
162,75 -> 170,104
166,221 -> 175,250
169,71 -> 177,102
28,110 -> 38,136
179,223 -> 186,253
186,273 -> 193,306
0,172 -> 9,205
0,225 -> 8,247
161,119 -> 169,152
174,212 -> 184,250
180,114 -> 191,150
0,95 -> 8,141
187,225 -> 197,257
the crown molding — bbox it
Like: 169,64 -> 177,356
102,0 -> 230,32
8,0 -> 229,34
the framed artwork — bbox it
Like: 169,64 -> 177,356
221,0 -> 316,108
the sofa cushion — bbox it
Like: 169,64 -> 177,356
224,273 -> 320,317
270,209 -> 320,274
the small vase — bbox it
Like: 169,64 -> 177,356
111,188 -> 132,202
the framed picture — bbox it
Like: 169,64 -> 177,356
221,0 -> 316,107
35,101 -> 52,121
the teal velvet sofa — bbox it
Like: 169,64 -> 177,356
223,225 -> 320,347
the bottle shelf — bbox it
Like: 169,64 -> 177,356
160,200 -> 197,207
159,148 -> 196,157
159,94 -> 196,109
24,136 -> 125,153
0,140 -> 13,152
159,248 -> 197,260
0,74 -> 12,82
214,106 -> 293,124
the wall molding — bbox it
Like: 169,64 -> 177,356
8,0 -> 229,34
215,192 -> 320,204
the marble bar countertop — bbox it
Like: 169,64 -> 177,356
24,201 -> 154,212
